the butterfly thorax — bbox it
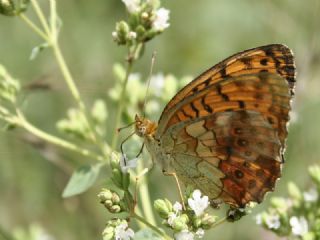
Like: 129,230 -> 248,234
135,114 -> 172,171
134,114 -> 158,137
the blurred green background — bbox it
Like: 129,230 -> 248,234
0,0 -> 319,239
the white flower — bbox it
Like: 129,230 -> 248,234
303,188 -> 318,202
173,202 -> 183,213
195,228 -> 205,239
290,216 -> 308,236
114,222 -> 134,240
128,31 -> 137,40
265,214 -> 281,230
120,154 -> 138,173
174,230 -> 194,240
188,190 -> 209,216
152,8 -> 170,31
112,31 -> 118,39
167,212 -> 177,226
121,0 -> 140,13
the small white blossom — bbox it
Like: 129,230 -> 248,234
141,12 -> 149,19
128,31 -> 137,40
188,190 -> 209,216
152,8 -> 170,31
114,222 -> 134,240
121,0 -> 140,13
112,31 -> 118,39
195,228 -> 205,239
290,216 -> 308,236
120,154 -> 138,173
265,214 -> 281,230
167,212 -> 177,226
174,230 -> 194,240
303,188 -> 318,202
173,202 -> 183,213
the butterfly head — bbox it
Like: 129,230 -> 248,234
134,114 -> 157,137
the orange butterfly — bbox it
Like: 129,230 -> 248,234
135,44 -> 296,208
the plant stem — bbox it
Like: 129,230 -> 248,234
133,213 -> 172,240
49,0 -> 57,42
30,0 -> 51,36
111,60 -> 133,149
211,217 -> 227,229
51,44 -> 85,111
137,161 -> 157,225
20,0 -> 109,158
19,14 -> 49,42
15,111 -> 104,162
111,43 -> 142,149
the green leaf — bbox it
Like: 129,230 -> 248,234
62,163 -> 103,198
30,42 -> 49,60
133,229 -> 162,240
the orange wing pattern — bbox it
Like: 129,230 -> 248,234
156,44 -> 296,207
157,44 -> 295,137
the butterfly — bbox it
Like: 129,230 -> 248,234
135,44 -> 296,208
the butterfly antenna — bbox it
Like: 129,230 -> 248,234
142,51 -> 157,118
117,121 -> 135,133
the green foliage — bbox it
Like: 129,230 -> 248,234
0,64 -> 20,103
0,0 -> 29,16
62,163 -> 103,198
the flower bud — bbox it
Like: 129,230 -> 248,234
172,217 -> 188,232
270,197 -> 289,212
193,218 -> 202,228
180,214 -> 189,224
115,21 -> 130,45
102,226 -> 114,240
111,168 -> 123,188
110,205 -> 122,213
201,213 -> 217,229
103,200 -> 113,208
110,152 -> 120,170
111,192 -> 121,204
0,0 -> 15,16
98,189 -> 113,202
154,199 -> 172,218
288,182 -> 302,202
141,12 -> 148,19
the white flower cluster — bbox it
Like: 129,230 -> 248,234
114,222 -> 135,240
290,216 -> 308,236
170,190 -> 209,240
256,213 -> 309,237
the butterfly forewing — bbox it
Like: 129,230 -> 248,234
158,44 -> 295,136
154,44 -> 296,207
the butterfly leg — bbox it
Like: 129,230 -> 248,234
162,170 -> 186,210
